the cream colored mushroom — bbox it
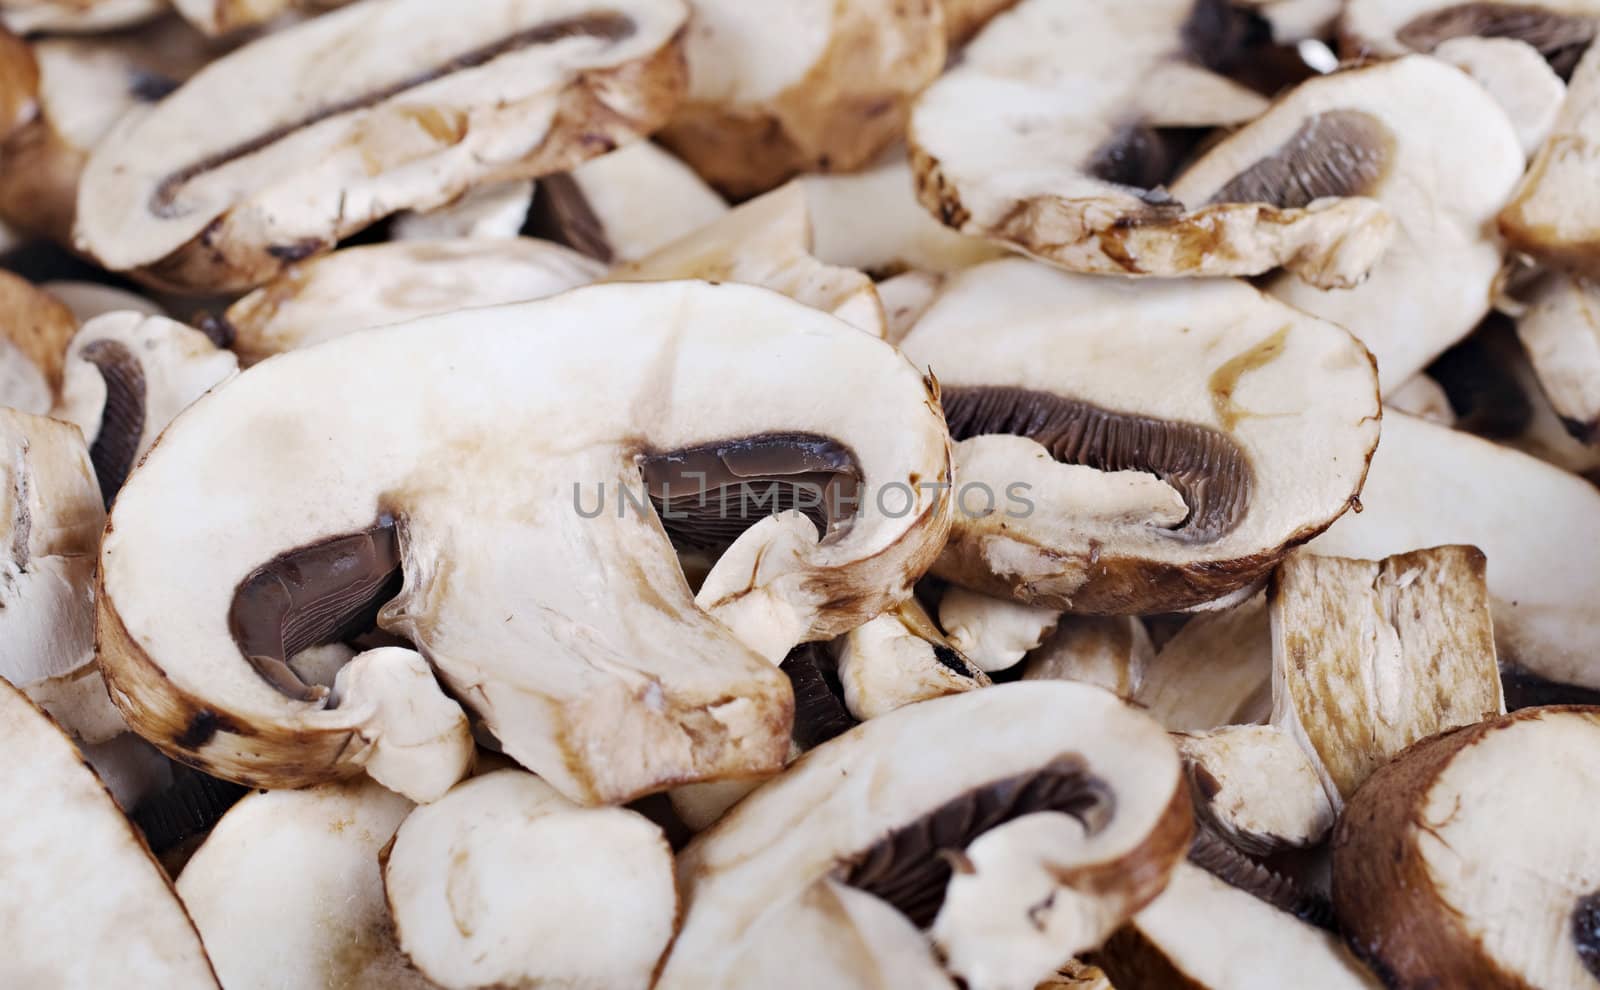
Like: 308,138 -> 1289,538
939,586 -> 1061,673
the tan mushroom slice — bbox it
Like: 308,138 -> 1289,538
76,0 -> 691,294
660,683 -> 1192,990
1514,272 -> 1600,442
1312,411 -> 1600,689
1340,0 -> 1600,76
1385,373 -> 1457,426
52,311 -> 236,504
0,268 -> 79,414
609,182 -> 885,336
1097,861 -> 1380,990
900,259 -> 1381,614
939,586 -> 1060,673
909,0 -> 1394,286
0,0 -> 165,34
523,139 -> 727,263
1270,546 -> 1505,807
1171,56 -> 1525,394
98,283 -> 951,803
1502,42 -> 1600,274
1022,616 -> 1154,699
835,599 -> 988,719
389,179 -> 536,242
219,239 -> 604,365
657,0 -> 945,199
177,778 -> 430,990
1333,706 -> 1600,989
1434,36 -> 1566,156
42,280 -> 164,323
0,679 -> 219,988
879,270 -> 944,346
385,769 -> 677,990
172,0 -> 356,35
0,409 -> 122,742
1176,725 -> 1334,856
1135,596 -> 1272,731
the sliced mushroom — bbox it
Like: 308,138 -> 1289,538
1514,271 -> 1600,442
609,181 -> 885,336
177,778 -> 432,990
1340,0 -> 1600,78
835,598 -> 988,719
219,238 -> 604,365
940,0 -> 1021,45
659,682 -> 1192,990
1385,373 -> 1457,426
1097,861 -> 1379,989
522,139 -> 728,263
1170,55 -> 1525,394
0,267 -> 80,413
384,769 -> 677,990
0,678 -> 219,988
172,0 -> 355,35
1135,595 -> 1273,731
1434,36 -> 1567,156
900,259 -> 1380,614
328,646 -> 474,803
1312,410 -> 1600,690
939,586 -> 1060,673
97,283 -> 951,803
1333,706 -> 1600,989
656,0 -> 945,199
909,0 -> 1395,286
1022,616 -> 1154,699
42,280 -> 164,323
389,179 -> 536,242
53,311 -> 237,504
0,0 -> 166,35
1501,40 -> 1600,274
1237,0 -> 1342,41
75,0 -> 691,293
1176,725 -> 1334,856
878,269 -> 945,346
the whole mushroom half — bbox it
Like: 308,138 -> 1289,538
97,282 -> 952,804
899,258 -> 1381,614
74,0 -> 692,292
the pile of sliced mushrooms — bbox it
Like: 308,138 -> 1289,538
6,0 -> 1600,987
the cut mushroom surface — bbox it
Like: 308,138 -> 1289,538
909,0 -> 1396,285
1176,725 -> 1334,856
939,586 -> 1061,673
1501,39 -> 1600,273
1516,271 -> 1600,442
0,0 -> 165,35
1334,706 -> 1600,989
899,258 -> 1380,614
660,682 -> 1192,990
97,282 -> 951,804
1171,55 -> 1525,394
1434,36 -> 1566,156
834,599 -> 988,719
389,179 -> 536,242
1022,616 -> 1154,700
384,769 -> 677,990
1340,0 -> 1600,76
1135,595 -> 1273,731
178,778 -> 430,990
42,280 -> 164,323
219,238 -> 604,365
0,267 -> 80,413
328,646 -> 474,803
0,678 -> 219,988
75,0 -> 691,292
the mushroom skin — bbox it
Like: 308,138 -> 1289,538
1333,706 -> 1600,989
97,283 -> 952,804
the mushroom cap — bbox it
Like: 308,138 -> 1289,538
384,769 -> 677,990
1175,725 -> 1334,855
1340,0 -> 1600,73
75,0 -> 691,292
1333,706 -> 1600,989
176,778 -> 429,990
900,258 -> 1380,614
660,682 -> 1192,990
0,678 -> 218,988
1501,39 -> 1600,275
97,282 -> 951,804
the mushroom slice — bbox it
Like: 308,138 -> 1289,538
0,267 -> 79,414
1340,0 -> 1600,77
178,778 -> 430,990
329,646 -> 474,803
1333,706 -> 1600,989
219,239 -> 604,365
1023,616 -> 1154,699
172,0 -> 356,35
389,179 -> 536,242
97,283 -> 951,803
1514,272 -> 1600,443
0,409 -> 122,742
909,0 -> 1394,285
835,599 -> 988,720
1176,725 -> 1334,856
900,259 -> 1381,614
659,683 -> 1192,990
1385,373 -> 1457,426
941,0 -> 1021,45
879,270 -> 944,346
522,140 -> 728,263
1312,411 -> 1600,690
1270,546 -> 1505,806
610,182 -> 885,336
939,586 -> 1061,673
384,769 -> 677,990
1434,36 -> 1566,156
1135,596 -> 1272,731
43,280 -> 164,323
1097,861 -> 1379,990
656,0 -> 945,199
53,311 -> 237,504
1171,56 -> 1525,394
75,0 -> 691,293
0,679 -> 219,987
0,0 -> 165,34
1501,41 -> 1600,274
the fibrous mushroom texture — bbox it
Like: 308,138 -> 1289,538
0,267 -> 80,414
219,238 -> 604,365
74,0 -> 691,293
177,779 -> 431,990
655,0 -> 946,199
1135,595 -> 1273,731
898,259 -> 1381,614
939,586 -> 1061,673
1312,411 -> 1600,691
659,683 -> 1192,990
384,769 -> 677,990
0,0 -> 165,34
172,0 -> 355,35
389,179 -> 536,241
908,0 -> 1396,286
1340,0 -> 1600,78
96,282 -> 952,804
1515,272 -> 1600,443
1502,39 -> 1600,275
0,679 -> 219,988
1333,706 -> 1600,989
1170,55 -> 1526,394
834,599 -> 988,719
1022,616 -> 1155,700
1175,724 -> 1334,856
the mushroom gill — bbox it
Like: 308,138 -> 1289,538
1397,3 -> 1597,77
77,337 -> 146,506
1207,110 -> 1397,208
